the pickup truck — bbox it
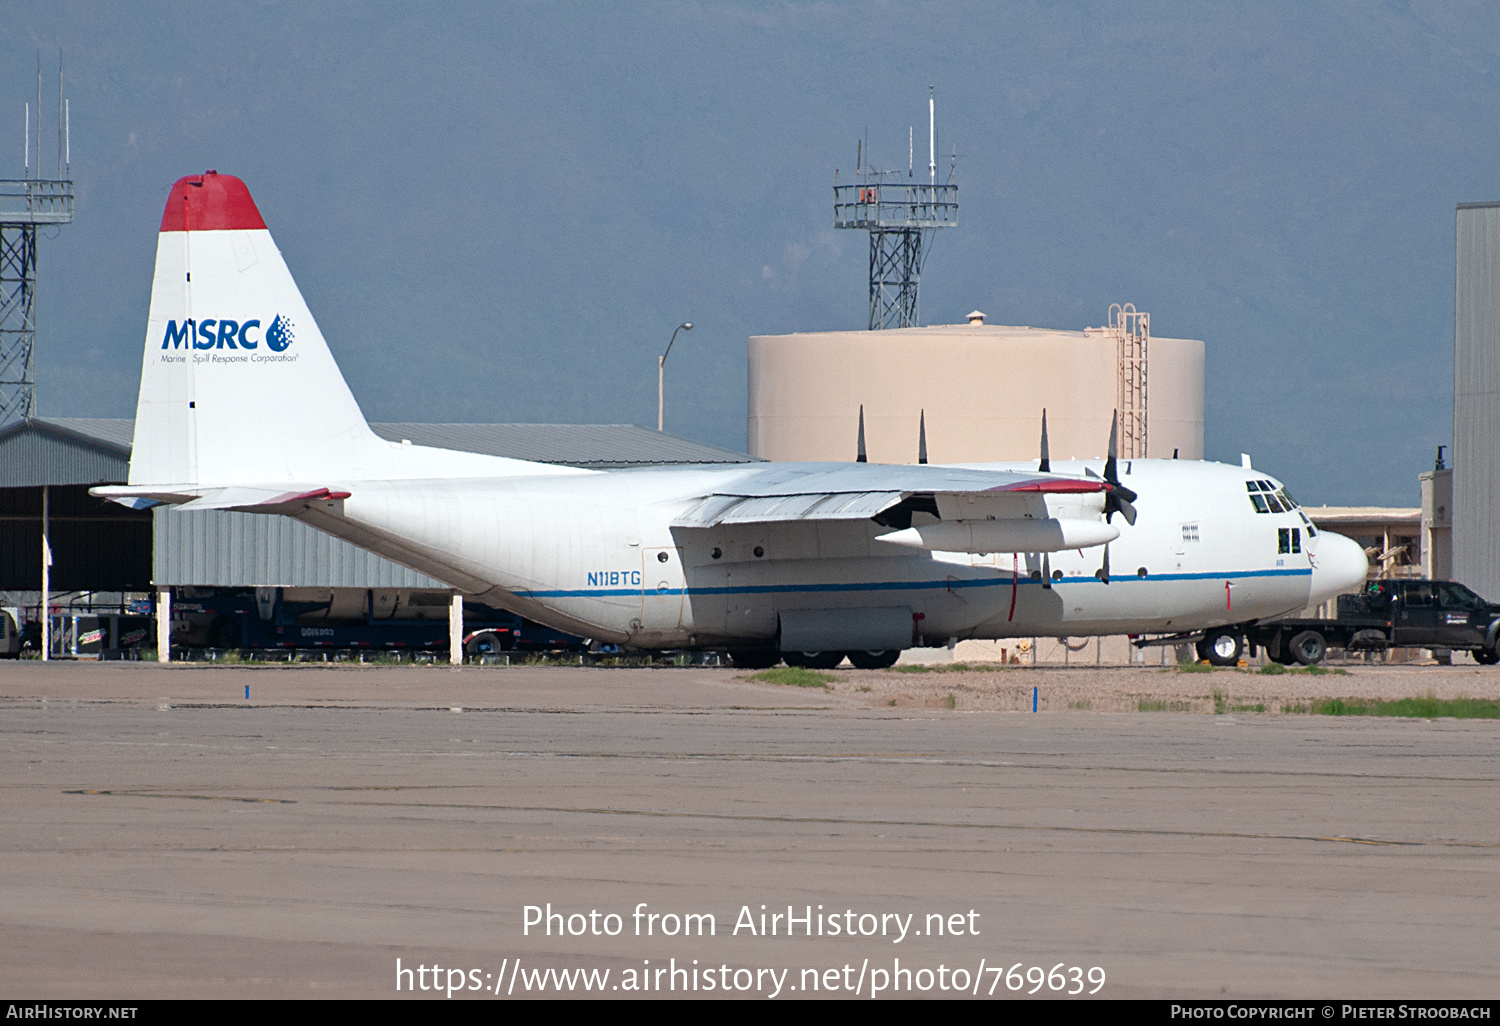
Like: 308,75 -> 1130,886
1144,578 -> 1500,667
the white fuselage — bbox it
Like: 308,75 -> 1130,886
294,456 -> 1363,649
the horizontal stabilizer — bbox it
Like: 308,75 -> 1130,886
93,483 -> 350,512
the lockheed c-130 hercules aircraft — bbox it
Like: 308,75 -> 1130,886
95,173 -> 1369,669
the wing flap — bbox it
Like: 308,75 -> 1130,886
674,490 -> 901,528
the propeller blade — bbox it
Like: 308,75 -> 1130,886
1103,409 -> 1120,484
1096,543 -> 1111,584
1038,408 -> 1050,473
918,410 -> 927,465
857,405 -> 867,463
1042,550 -> 1052,590
1101,409 -> 1138,520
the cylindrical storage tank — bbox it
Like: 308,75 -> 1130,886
747,322 -> 1203,463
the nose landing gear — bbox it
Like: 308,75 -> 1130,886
1196,629 -> 1243,666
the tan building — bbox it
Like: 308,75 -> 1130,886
747,313 -> 1205,463
1420,466 -> 1452,582
1302,507 -> 1423,582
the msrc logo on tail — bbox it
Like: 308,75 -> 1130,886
265,314 -> 294,352
161,315 -> 294,353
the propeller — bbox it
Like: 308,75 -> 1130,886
1042,550 -> 1052,590
1038,408 -> 1050,473
918,410 -> 928,465
1095,411 -> 1140,585
1102,411 -> 1138,526
856,405 -> 867,463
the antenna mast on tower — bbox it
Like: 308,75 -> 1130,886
0,53 -> 74,423
833,87 -> 958,329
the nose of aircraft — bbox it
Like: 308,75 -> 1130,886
1310,530 -> 1369,605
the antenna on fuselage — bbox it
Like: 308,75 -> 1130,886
856,405 -> 867,463
918,410 -> 927,464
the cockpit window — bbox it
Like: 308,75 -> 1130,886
1279,487 -> 1298,508
1246,479 -> 1299,514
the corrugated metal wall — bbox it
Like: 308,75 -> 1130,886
0,428 -> 129,488
153,509 -> 444,587
1454,204 -> 1500,601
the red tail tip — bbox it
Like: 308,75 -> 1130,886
159,172 -> 266,232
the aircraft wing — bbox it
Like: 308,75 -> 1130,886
671,462 -> 1105,528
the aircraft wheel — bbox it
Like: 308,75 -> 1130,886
1473,647 -> 1499,666
1288,630 -> 1327,666
1201,629 -> 1243,666
785,651 -> 843,670
846,649 -> 900,670
728,649 -> 779,670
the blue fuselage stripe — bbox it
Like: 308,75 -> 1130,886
526,567 -> 1313,600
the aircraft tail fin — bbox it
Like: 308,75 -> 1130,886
126,172 -> 576,491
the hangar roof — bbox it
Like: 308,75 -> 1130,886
0,418 -> 132,488
1303,506 -> 1421,528
0,418 -> 755,487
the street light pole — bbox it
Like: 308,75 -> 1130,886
657,322 -> 693,431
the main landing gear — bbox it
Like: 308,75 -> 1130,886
730,649 -> 903,670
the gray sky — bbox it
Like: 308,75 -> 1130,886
4,0 -> 1493,504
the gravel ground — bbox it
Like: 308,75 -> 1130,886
4,658 -> 1498,716
817,661 -> 1500,713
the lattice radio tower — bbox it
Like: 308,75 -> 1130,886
833,87 -> 958,330
0,55 -> 75,424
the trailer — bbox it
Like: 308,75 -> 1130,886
167,586 -> 582,658
1135,578 -> 1500,667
